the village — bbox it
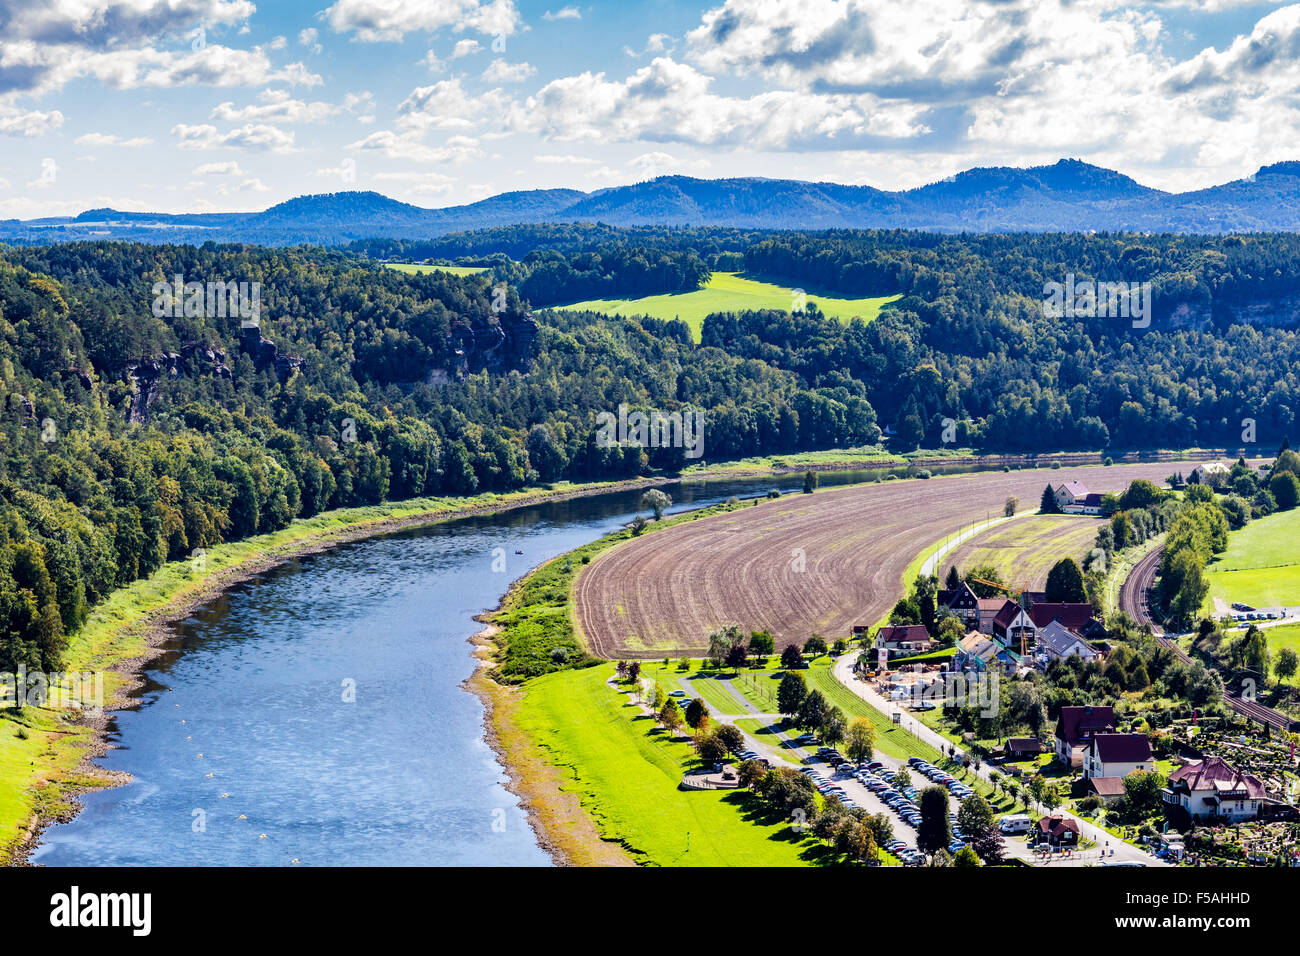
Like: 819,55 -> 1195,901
857,468 -> 1300,866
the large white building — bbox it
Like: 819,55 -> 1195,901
1163,757 -> 1268,823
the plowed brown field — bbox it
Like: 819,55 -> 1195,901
575,461 -> 1194,658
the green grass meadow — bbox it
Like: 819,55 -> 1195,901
557,272 -> 901,341
515,664 -> 832,866
1205,507 -> 1300,611
384,263 -> 488,277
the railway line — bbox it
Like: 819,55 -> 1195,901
1118,545 -> 1297,733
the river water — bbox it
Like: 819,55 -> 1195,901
33,464 -> 989,866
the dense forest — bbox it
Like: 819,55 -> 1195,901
0,240 -> 872,676
3,225 -> 1300,678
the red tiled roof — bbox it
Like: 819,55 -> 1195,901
1169,757 -> 1268,800
878,624 -> 931,644
993,600 -> 1023,628
1037,815 -> 1080,837
1088,777 -> 1128,796
1006,737 -> 1043,752
1029,603 -> 1094,630
1056,705 -> 1115,744
1092,733 -> 1152,764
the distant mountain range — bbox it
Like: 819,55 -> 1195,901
8,159 -> 1300,245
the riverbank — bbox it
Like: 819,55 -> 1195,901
0,472 -> 736,865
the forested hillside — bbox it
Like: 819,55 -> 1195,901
4,226 -> 1300,679
0,241 -> 875,677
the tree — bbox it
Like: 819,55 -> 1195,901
639,488 -> 672,520
684,697 -> 709,731
738,759 -> 767,789
796,689 -> 829,733
957,794 -> 1003,864
821,706 -> 848,748
715,723 -> 744,754
1270,471 -> 1300,511
1275,647 -> 1299,683
1045,557 -> 1087,603
804,634 -> 828,658
1123,770 -> 1167,816
803,469 -> 818,494
845,716 -> 877,763
725,640 -> 749,672
945,565 -> 961,590
780,644 -> 804,669
1040,484 -> 1060,514
707,624 -> 745,669
748,630 -> 775,658
658,699 -> 683,733
1004,496 -> 1019,517
953,845 -> 982,867
694,731 -> 727,765
777,671 -> 808,716
917,786 -> 953,855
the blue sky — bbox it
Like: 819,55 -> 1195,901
1,0 -> 1297,217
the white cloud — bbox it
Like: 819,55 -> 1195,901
534,153 -> 600,164
212,89 -> 337,124
0,42 -> 322,96
0,107 -> 64,136
75,132 -> 154,147
0,0 -> 254,45
194,160 -> 244,174
269,36 -> 288,51
172,122 -> 296,152
543,6 -> 581,20
451,39 -> 481,58
298,27 -> 323,53
321,0 -> 521,43
347,128 -> 482,163
481,58 -> 535,82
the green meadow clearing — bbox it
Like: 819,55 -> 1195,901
384,263 -> 488,277
1204,507 -> 1300,611
515,664 -> 831,866
557,272 -> 902,340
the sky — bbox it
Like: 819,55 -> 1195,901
1,0 -> 1298,218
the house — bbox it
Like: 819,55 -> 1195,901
1037,620 -> 1099,663
1163,756 -> 1269,823
1190,462 -> 1231,486
1029,602 -> 1102,637
991,600 -> 1037,650
937,582 -> 981,627
1001,737 -> 1045,761
875,624 -> 934,658
976,597 -> 1010,634
1072,492 -> 1107,516
955,631 -> 1000,671
1083,733 -> 1152,780
1032,815 -> 1080,847
1055,705 -> 1116,767
1087,776 -> 1129,806
1053,480 -> 1090,510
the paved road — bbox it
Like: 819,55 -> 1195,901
831,653 -> 1168,867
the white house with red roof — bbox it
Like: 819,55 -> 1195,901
1163,757 -> 1269,823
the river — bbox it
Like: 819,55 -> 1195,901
33,464 -> 991,866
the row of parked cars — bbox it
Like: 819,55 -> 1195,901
907,756 -> 975,800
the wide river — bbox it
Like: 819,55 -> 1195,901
34,465 -> 991,866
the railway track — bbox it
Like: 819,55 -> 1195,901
1118,545 -> 1296,733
